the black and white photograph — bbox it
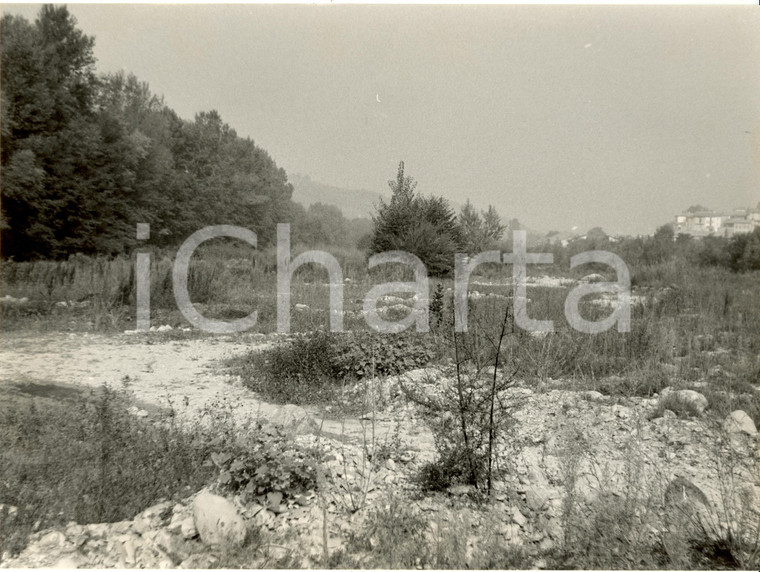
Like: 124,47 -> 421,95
1,2 -> 759,569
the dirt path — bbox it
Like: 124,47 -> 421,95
0,331 -> 434,453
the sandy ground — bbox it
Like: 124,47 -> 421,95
0,331 -> 434,452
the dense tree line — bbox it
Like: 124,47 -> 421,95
1,5 -> 299,260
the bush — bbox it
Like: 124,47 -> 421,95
234,330 -> 437,405
210,420 -> 320,506
417,445 -> 489,493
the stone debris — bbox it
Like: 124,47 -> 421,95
2,362 -> 758,569
723,410 -> 758,437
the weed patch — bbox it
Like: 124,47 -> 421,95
231,330 -> 437,406
0,386 -> 215,556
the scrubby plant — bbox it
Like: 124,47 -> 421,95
210,420 -> 320,506
408,298 -> 520,494
232,330 -> 437,406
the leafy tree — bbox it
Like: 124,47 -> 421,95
290,202 -> 347,246
727,228 -> 760,272
1,5 -> 295,258
1,5 -> 101,257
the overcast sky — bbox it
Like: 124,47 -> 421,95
5,3 -> 760,235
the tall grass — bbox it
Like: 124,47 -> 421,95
0,385 -> 217,557
3,248 -> 760,421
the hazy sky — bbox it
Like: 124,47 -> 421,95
4,3 -> 760,234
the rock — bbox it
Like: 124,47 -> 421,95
511,506 -> 527,528
525,486 -> 552,512
86,523 -> 110,537
538,537 -> 554,552
151,529 -> 187,564
253,507 -> 276,529
180,553 -> 219,568
193,491 -> 247,547
502,523 -> 522,545
52,555 -> 82,569
167,514 -> 184,534
723,410 -> 757,437
541,516 -> 563,540
128,406 -> 149,418
574,474 -> 600,504
612,404 -> 631,419
120,535 -> 139,564
0,504 -> 18,521
448,485 -> 475,497
180,517 -> 198,539
134,500 -> 173,533
660,388 -> 709,415
662,477 -> 715,563
583,391 -> 605,402
39,531 -> 66,550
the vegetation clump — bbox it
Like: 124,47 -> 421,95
233,330 -> 438,405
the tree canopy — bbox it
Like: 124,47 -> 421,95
1,5 -> 295,259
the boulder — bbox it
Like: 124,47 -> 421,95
660,388 -> 708,415
192,491 -> 247,547
511,506 -> 527,527
723,410 -> 757,437
180,517 -> 198,540
662,477 -> 715,565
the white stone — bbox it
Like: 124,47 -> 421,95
511,506 -> 527,527
193,491 -> 247,547
723,410 -> 757,436
181,516 -> 198,539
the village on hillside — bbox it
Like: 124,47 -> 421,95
675,203 -> 760,238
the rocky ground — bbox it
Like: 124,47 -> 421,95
0,331 -> 758,568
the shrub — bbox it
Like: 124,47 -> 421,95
233,330 -> 437,405
417,445 -> 489,493
210,420 -> 320,505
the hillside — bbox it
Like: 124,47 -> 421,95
289,174 -> 387,220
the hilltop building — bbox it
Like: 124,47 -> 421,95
675,204 -> 760,238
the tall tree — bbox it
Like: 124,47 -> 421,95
1,6 -> 296,258
371,162 -> 462,276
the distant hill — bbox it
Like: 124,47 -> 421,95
289,174 -> 387,220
